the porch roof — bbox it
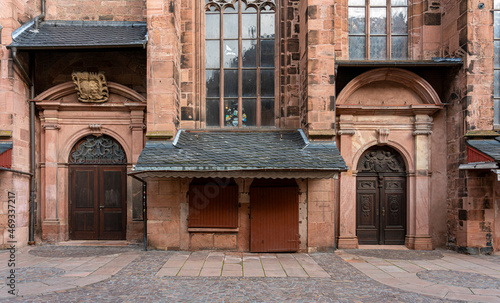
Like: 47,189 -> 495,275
8,20 -> 147,50
466,136 -> 500,162
131,129 -> 347,179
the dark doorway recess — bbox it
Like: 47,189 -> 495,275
356,146 -> 406,245
69,135 -> 127,240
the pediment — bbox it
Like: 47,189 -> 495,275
337,68 -> 442,109
345,81 -> 422,106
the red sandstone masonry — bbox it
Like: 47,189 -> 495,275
46,0 -> 145,21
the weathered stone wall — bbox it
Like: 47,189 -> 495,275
0,0 -> 32,248
45,0 -> 146,21
279,0 -> 301,128
146,177 -> 336,252
147,0 -> 181,134
455,171 -> 495,254
443,0 -> 498,253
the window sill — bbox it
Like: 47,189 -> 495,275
188,228 -> 239,233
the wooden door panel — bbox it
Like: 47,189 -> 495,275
381,177 -> 406,244
356,177 -> 379,245
99,167 -> 126,240
70,167 -> 98,240
250,186 -> 299,252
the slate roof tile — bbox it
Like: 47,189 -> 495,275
134,130 -> 347,173
9,20 -> 147,49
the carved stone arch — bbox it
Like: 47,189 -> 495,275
356,145 -> 406,173
337,68 -> 442,106
60,128 -> 132,164
353,140 -> 414,173
69,135 -> 127,165
35,81 -> 146,103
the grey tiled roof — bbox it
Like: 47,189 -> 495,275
9,20 -> 147,49
134,130 -> 347,176
467,137 -> 500,162
0,142 -> 13,155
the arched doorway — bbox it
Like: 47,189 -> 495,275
68,135 -> 127,240
356,146 -> 406,245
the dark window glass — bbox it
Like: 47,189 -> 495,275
206,99 -> 220,126
205,0 -> 276,127
243,99 -> 256,126
206,70 -> 220,97
261,40 -> 275,67
349,0 -> 408,60
261,70 -> 274,97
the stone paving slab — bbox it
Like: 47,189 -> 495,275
3,246 -> 500,301
337,249 -> 500,303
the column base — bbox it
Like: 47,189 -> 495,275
337,236 -> 359,249
405,235 -> 433,250
41,219 -> 61,243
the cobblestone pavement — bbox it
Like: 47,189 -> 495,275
1,245 -> 498,302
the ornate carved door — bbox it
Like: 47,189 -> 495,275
356,146 -> 406,245
69,136 -> 127,240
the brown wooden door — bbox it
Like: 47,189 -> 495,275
70,165 -> 126,240
250,186 -> 299,252
70,166 -> 98,240
356,175 -> 406,245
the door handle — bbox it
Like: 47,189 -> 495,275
99,205 -> 104,210
381,207 -> 385,216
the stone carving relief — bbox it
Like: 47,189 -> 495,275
205,0 -> 276,11
69,135 -> 126,165
357,147 -> 405,173
71,72 -> 109,103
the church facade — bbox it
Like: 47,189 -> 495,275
0,0 -> 498,254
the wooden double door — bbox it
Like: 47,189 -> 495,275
356,174 -> 406,245
69,165 -> 127,240
250,182 -> 299,252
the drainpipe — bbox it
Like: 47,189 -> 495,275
29,54 -> 36,245
9,0 -> 46,245
34,0 -> 46,31
131,174 -> 147,251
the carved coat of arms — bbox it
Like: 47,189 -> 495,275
71,72 -> 109,103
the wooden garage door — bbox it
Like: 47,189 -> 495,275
250,186 -> 299,252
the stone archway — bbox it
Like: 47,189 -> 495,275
35,81 -> 146,243
336,68 -> 442,250
356,146 -> 407,245
68,135 -> 127,240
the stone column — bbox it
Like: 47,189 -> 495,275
299,0 -> 336,137
146,0 -> 181,137
406,114 -> 433,250
337,115 -> 358,248
41,109 -> 61,242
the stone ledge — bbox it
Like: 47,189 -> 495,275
146,131 -> 174,139
0,130 -> 12,138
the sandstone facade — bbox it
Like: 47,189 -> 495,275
0,0 -> 498,254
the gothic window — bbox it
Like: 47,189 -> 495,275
494,0 -> 500,127
348,0 -> 408,60
205,0 -> 276,127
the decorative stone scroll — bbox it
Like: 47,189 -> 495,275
69,135 -> 126,165
205,0 -> 276,12
71,72 -> 109,103
357,146 -> 405,173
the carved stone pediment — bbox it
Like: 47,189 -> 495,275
71,72 -> 109,103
